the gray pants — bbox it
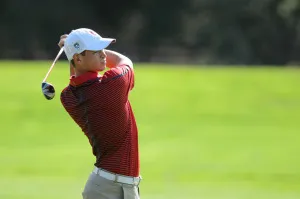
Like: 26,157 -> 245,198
82,172 -> 140,199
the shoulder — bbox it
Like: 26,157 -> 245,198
61,86 -> 71,94
102,64 -> 133,81
60,86 -> 71,102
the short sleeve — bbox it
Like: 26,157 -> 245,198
102,64 -> 135,93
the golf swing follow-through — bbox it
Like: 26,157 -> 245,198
41,47 -> 64,100
42,28 -> 141,199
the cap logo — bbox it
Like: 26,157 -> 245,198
74,42 -> 80,49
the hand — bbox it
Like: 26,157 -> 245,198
58,34 -> 68,48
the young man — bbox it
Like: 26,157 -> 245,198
58,28 -> 141,199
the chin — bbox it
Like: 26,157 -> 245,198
98,65 -> 106,71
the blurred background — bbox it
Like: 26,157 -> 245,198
1,0 -> 300,65
1,0 -> 300,199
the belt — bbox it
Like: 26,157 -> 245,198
92,167 -> 141,186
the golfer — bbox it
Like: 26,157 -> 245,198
58,28 -> 141,199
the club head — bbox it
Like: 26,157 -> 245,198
42,82 -> 55,100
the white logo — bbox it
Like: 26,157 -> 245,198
74,42 -> 80,49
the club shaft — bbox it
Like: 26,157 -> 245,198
43,48 -> 64,83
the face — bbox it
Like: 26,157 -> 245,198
73,50 -> 107,74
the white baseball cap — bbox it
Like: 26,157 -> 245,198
64,28 -> 116,60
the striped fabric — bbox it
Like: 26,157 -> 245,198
60,65 -> 139,177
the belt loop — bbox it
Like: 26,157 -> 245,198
114,174 -> 119,183
135,177 -> 141,186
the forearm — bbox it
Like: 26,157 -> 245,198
105,50 -> 133,69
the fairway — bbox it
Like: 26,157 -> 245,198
1,62 -> 300,199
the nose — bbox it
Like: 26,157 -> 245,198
100,50 -> 106,59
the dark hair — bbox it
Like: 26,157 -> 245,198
71,51 -> 86,67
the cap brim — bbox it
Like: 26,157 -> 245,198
86,38 -> 116,51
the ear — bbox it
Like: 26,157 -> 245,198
73,54 -> 81,65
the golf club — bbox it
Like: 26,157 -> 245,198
41,47 -> 64,100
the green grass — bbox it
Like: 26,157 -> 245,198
0,62 -> 300,199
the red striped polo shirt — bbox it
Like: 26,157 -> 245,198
60,65 -> 139,177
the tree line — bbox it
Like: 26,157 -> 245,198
1,0 -> 299,65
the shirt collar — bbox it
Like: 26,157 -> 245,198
70,71 -> 99,86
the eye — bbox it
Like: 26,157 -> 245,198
92,50 -> 103,55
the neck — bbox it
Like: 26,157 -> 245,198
74,67 -> 90,77
75,70 -> 85,77
70,63 -> 90,77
